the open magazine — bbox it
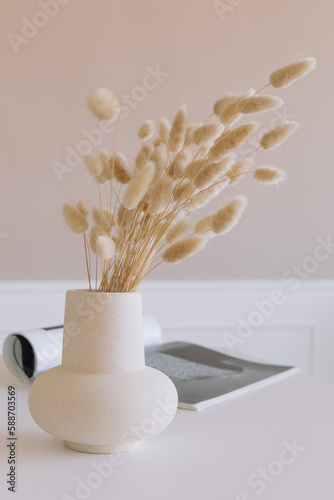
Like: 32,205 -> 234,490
1,326 -> 298,411
145,342 -> 298,411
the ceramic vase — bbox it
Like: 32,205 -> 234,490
28,290 -> 178,453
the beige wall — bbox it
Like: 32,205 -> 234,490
0,0 -> 333,281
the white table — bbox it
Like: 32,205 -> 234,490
1,357 -> 334,499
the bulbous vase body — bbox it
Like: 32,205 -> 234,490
28,291 -> 178,453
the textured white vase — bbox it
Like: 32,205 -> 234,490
28,290 -> 178,454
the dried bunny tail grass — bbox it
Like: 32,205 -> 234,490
185,159 -> 207,179
159,118 -> 171,144
162,235 -> 207,264
209,122 -> 258,162
270,57 -> 317,89
196,144 -> 211,160
151,143 -> 168,173
92,207 -> 114,231
114,154 -> 132,184
117,204 -> 135,228
151,220 -> 166,238
112,235 -> 120,252
185,178 -> 229,211
140,197 -> 149,213
260,121 -> 299,150
168,150 -> 193,178
87,88 -> 120,121
213,97 -> 229,117
173,182 -> 194,202
194,155 -> 234,189
136,241 -> 154,268
211,195 -> 248,235
175,150 -> 193,177
165,219 -> 190,244
76,199 -> 89,217
254,166 -> 287,184
148,176 -> 174,215
138,120 -> 155,140
184,124 -> 199,145
194,215 -> 214,235
241,95 -> 284,114
89,225 -> 104,253
193,123 -> 220,146
168,104 -> 188,153
85,154 -> 103,177
95,235 -> 116,260
98,150 -> 113,182
227,158 -> 254,185
158,120 -> 170,145
63,203 -> 89,234
215,90 -> 255,124
136,142 -> 154,169
123,161 -> 155,210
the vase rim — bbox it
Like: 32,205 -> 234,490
67,289 -> 141,295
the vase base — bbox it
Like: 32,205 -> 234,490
64,440 -> 143,454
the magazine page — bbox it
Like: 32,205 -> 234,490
145,342 -> 298,410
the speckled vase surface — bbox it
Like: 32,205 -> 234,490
28,290 -> 178,454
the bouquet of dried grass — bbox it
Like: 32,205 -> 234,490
63,58 -> 316,292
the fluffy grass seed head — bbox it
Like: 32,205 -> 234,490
173,182 -> 194,203
85,154 -> 103,178
185,177 -> 229,211
159,118 -> 171,144
92,207 -> 114,231
197,144 -> 212,160
241,95 -> 284,114
194,215 -> 214,236
151,143 -> 168,174
194,155 -> 234,189
213,96 -> 230,117
123,161 -> 155,210
219,96 -> 245,125
88,88 -> 120,121
254,166 -> 287,184
162,235 -> 207,264
211,195 -> 248,235
114,154 -> 132,184
136,142 -> 154,169
138,120 -> 155,140
168,104 -> 188,153
98,150 -> 113,182
185,159 -> 206,179
168,150 -> 193,179
95,235 -> 116,260
260,121 -> 299,150
227,158 -> 254,185
214,90 -> 254,124
209,122 -> 258,162
76,199 -> 89,217
193,123 -> 220,146
63,203 -> 89,234
151,220 -> 166,239
89,225 -> 103,253
165,219 -> 190,244
184,124 -> 198,145
148,176 -> 174,215
117,204 -> 135,228
270,58 -> 317,89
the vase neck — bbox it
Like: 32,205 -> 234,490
62,291 -> 145,374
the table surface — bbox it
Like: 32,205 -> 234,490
0,356 -> 333,500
